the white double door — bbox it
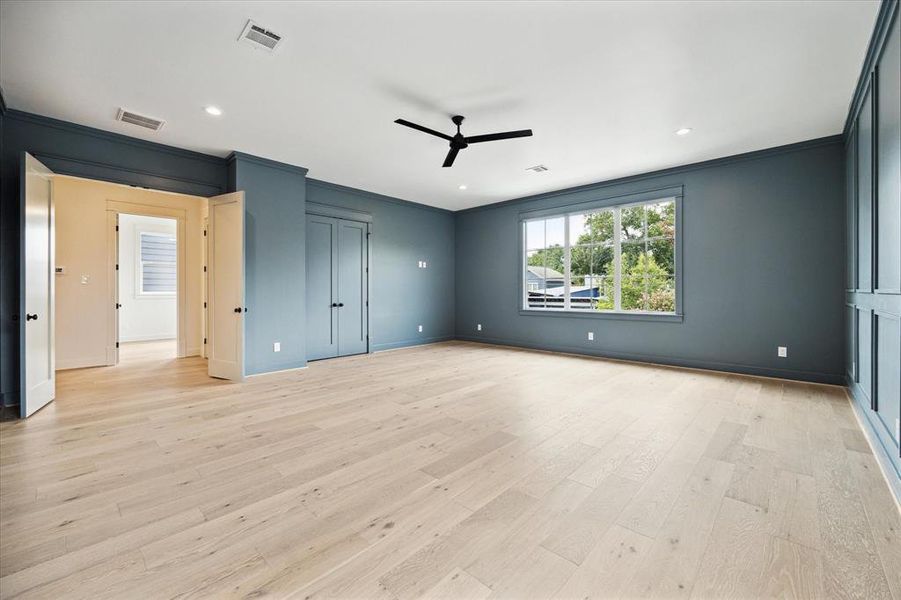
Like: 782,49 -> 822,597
20,153 -> 247,418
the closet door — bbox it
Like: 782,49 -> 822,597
306,215 -> 339,360
337,219 -> 369,356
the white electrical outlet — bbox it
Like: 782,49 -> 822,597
777,346 -> 788,358
588,332 -> 594,341
418,325 -> 423,333
81,274 -> 90,285
273,342 -> 280,352
423,261 -> 427,268
477,324 -> 482,331
417,260 -> 422,268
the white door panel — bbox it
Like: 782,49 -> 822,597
207,192 -> 244,380
22,153 -> 55,418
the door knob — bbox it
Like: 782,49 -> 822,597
331,302 -> 338,308
234,307 -> 242,313
337,303 -> 344,307
26,313 -> 38,321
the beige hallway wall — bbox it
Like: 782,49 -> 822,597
54,176 -> 207,369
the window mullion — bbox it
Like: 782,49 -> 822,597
614,207 -> 622,311
563,218 -> 571,310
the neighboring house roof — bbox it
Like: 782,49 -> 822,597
526,266 -> 565,280
529,285 -> 599,297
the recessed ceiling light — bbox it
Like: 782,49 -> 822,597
458,184 -> 468,191
675,127 -> 692,136
204,106 -> 223,116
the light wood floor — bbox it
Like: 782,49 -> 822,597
118,340 -> 178,363
1,342 -> 898,599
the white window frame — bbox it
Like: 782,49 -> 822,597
520,187 -> 683,321
136,230 -> 177,297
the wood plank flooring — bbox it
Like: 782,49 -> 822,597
0,341 -> 898,599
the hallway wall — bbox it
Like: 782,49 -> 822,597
54,176 -> 206,369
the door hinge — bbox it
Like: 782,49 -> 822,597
204,266 -> 207,272
115,225 -> 119,232
204,301 -> 207,308
365,300 -> 369,307
204,230 -> 207,237
115,342 -> 119,348
366,267 -> 369,273
204,337 -> 207,345
115,263 -> 119,271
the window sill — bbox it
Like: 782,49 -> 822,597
519,309 -> 683,323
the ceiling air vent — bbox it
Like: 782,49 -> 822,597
526,164 -> 549,172
116,108 -> 164,131
239,20 -> 282,51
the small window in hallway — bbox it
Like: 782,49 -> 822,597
139,232 -> 176,295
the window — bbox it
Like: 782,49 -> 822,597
139,232 -> 176,294
522,195 -> 678,315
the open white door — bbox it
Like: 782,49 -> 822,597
207,192 -> 245,380
21,153 -> 55,417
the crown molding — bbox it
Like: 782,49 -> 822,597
226,151 -> 309,177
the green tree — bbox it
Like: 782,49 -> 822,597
527,245 -> 564,273
593,252 -> 674,312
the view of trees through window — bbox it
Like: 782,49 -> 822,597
524,198 -> 676,313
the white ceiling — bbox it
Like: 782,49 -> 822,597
0,1 -> 879,211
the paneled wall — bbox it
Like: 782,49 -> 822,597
844,0 -> 901,485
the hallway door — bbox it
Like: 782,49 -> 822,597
207,192 -> 245,380
21,153 -> 55,417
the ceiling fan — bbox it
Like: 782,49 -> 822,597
394,115 -> 533,167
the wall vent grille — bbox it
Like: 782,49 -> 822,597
239,20 -> 282,51
116,108 -> 164,131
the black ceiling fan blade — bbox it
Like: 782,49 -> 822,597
465,129 -> 533,144
442,147 -> 460,168
394,119 -> 452,141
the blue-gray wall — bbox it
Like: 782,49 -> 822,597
0,109 -> 455,403
455,137 -> 846,385
306,180 -> 456,351
843,0 -> 900,490
227,152 -> 309,375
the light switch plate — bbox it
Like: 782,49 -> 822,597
588,332 -> 594,341
418,325 -> 423,332
777,346 -> 788,358
477,324 -> 482,331
273,342 -> 280,352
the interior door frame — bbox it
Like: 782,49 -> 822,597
306,202 -> 372,354
105,201 -> 189,360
